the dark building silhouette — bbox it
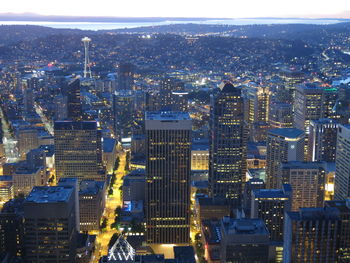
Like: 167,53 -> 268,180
117,63 -> 134,91
67,78 -> 83,121
209,82 -> 247,209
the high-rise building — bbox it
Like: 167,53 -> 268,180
17,128 -> 39,159
54,93 -> 68,120
335,125 -> 350,200
79,180 -> 106,231
117,63 -> 134,91
145,111 -> 191,244
244,85 -> 271,124
281,161 -> 326,211
220,218 -> 270,263
325,199 -> 350,262
251,184 -> 292,243
22,77 -> 38,117
0,198 -> 25,259
54,121 -> 104,183
308,118 -> 338,162
159,77 -> 186,111
66,78 -> 83,121
23,186 -> 78,262
269,103 -> 293,129
209,83 -> 247,208
283,207 -> 341,263
293,84 -> 338,157
266,128 -> 305,189
243,178 -> 265,217
171,90 -> 189,112
113,90 -> 134,141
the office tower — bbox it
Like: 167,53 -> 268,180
17,128 -> 39,159
281,161 -> 326,211
159,77 -> 185,110
67,78 -> 83,121
244,85 -> 271,124
266,128 -> 305,189
54,121 -> 104,183
325,200 -> 350,262
251,184 -> 292,243
243,178 -> 265,217
335,125 -> 350,200
145,111 -> 191,244
54,93 -> 68,120
117,63 -> 134,91
22,77 -> 38,117
283,207 -> 341,263
209,82 -> 247,208
308,118 -> 338,162
57,178 -> 80,232
26,148 -> 46,170
134,90 -> 146,122
122,169 -> 146,202
0,198 -> 25,259
220,218 -> 270,263
23,186 -> 78,262
79,180 -> 106,231
145,90 -> 161,111
269,103 -> 293,129
113,90 -> 134,141
171,91 -> 189,112
293,84 -> 338,157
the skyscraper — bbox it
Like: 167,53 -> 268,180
266,128 -> 305,189
113,90 -> 134,141
293,84 -> 338,157
281,161 -> 325,211
269,103 -> 293,129
66,78 -> 83,121
308,118 -> 338,162
209,82 -> 247,208
159,77 -> 186,111
284,207 -> 341,263
54,121 -> 104,183
22,77 -> 38,117
23,186 -> 78,262
335,124 -> 350,200
145,111 -> 191,244
117,63 -> 134,91
251,184 -> 292,243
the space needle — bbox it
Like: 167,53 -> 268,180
82,37 -> 92,78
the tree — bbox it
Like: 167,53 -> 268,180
100,217 -> 108,231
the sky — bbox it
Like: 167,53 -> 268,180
1,0 -> 350,18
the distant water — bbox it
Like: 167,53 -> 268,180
0,18 -> 345,30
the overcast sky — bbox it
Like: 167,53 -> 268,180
1,0 -> 350,18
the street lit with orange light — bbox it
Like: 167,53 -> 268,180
92,149 -> 126,262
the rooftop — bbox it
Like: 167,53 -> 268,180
54,120 -> 97,130
268,128 -> 304,139
287,207 -> 340,221
222,218 -> 269,236
253,184 -> 292,199
25,186 -> 73,203
282,161 -> 326,170
146,111 -> 191,121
